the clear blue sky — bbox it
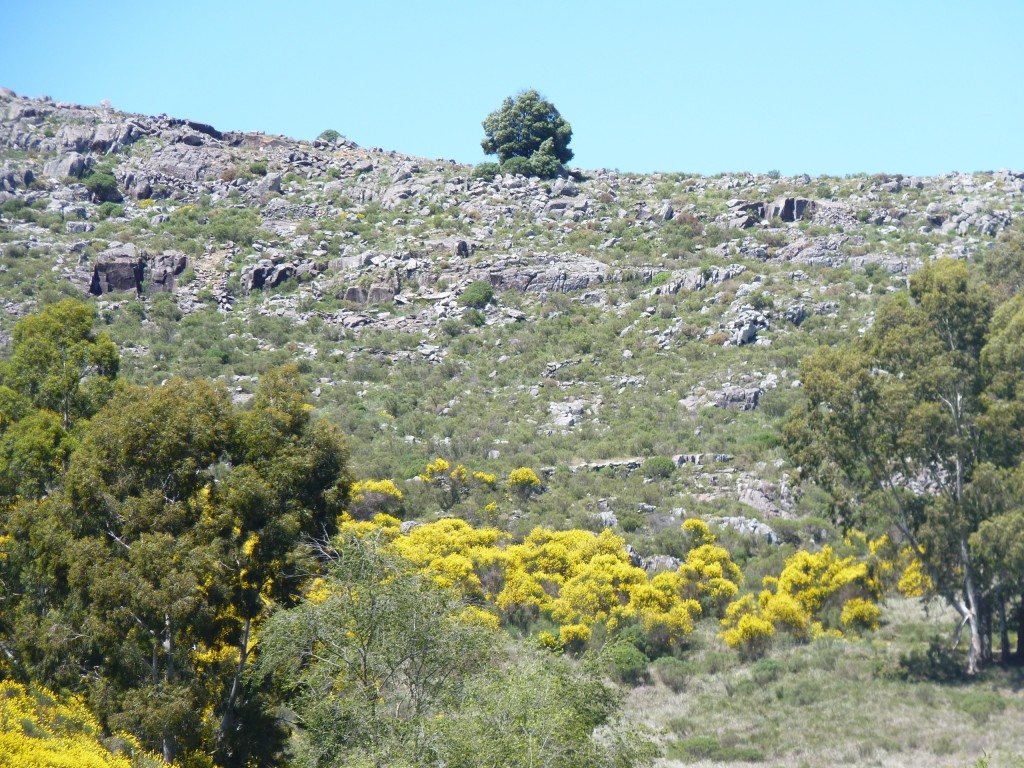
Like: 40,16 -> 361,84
4,1 -> 1022,176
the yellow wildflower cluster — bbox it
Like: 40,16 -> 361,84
348,478 -> 405,519
0,680 -> 159,767
507,466 -> 542,499
336,517 -> 704,651
677,520 -> 744,614
418,457 -> 451,484
720,545 -> 881,657
416,458 -> 501,510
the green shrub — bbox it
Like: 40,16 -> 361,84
667,736 -> 764,762
84,173 -> 120,202
642,455 -> 676,479
605,642 -> 650,686
500,156 -> 535,178
472,162 -> 501,181
652,657 -> 694,693
318,129 -> 342,143
750,658 -> 785,686
460,281 -> 495,309
650,271 -> 672,287
248,160 -> 268,177
96,202 -> 124,219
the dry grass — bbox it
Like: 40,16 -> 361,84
626,598 -> 1024,768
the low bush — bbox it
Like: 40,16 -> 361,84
460,280 -> 495,308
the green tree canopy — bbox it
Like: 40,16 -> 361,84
784,258 -> 1024,673
0,298 -> 119,429
4,368 -> 352,766
257,531 -> 655,768
481,90 -> 573,179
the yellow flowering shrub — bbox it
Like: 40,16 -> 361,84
348,478 -> 404,519
896,554 -> 934,597
719,595 -> 775,659
677,521 -> 743,614
841,597 -> 881,631
418,457 -> 450,483
507,466 -> 542,499
473,470 -> 497,487
721,543 -> 882,655
0,680 -> 161,768
334,516 -> 705,651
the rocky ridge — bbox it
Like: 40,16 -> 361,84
1,86 -> 1021,545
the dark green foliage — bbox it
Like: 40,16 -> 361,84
258,532 -> 654,768
472,162 -> 501,181
784,258 -> 1024,674
982,221 -> 1024,301
605,642 -> 651,686
248,160 -> 267,177
317,129 -> 342,143
641,455 -> 676,479
481,90 -> 573,179
84,172 -> 121,203
0,359 -> 352,766
460,280 -> 494,309
95,201 -> 124,219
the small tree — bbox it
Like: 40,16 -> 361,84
481,90 -> 573,179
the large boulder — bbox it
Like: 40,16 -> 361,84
148,250 -> 188,292
241,259 -> 294,293
89,244 -> 144,295
43,151 -> 89,179
764,197 -> 815,222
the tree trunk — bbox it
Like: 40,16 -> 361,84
998,592 -> 1010,664
980,601 -> 993,665
217,614 -> 251,751
960,539 -> 984,675
966,615 -> 983,675
1017,594 -> 1024,660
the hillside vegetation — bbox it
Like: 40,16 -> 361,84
1,86 -> 1023,767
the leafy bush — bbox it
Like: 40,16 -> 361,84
642,455 -> 676,479
652,656 -> 694,693
84,172 -> 121,202
605,642 -> 650,685
248,160 -> 268,176
317,128 -> 342,143
96,201 -> 124,219
472,162 -> 501,181
460,280 -> 495,308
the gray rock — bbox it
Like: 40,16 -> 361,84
256,173 -> 282,196
89,244 -> 143,294
764,197 -> 815,222
44,151 -> 88,179
148,250 -> 188,292
713,385 -> 761,411
711,516 -> 779,545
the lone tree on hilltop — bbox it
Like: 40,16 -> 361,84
481,89 -> 573,179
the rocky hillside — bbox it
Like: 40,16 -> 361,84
1,84 -> 1022,550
